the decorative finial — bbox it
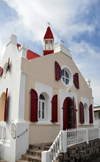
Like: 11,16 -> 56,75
14,28 -> 16,34
47,22 -> 50,26
61,40 -> 64,44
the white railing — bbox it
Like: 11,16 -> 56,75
88,127 -> 99,141
42,127 -> 100,162
67,128 -> 86,147
42,131 -> 63,162
49,131 -> 62,162
0,126 -> 6,140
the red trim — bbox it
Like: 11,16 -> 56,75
80,102 -> 84,124
4,88 -> 8,121
51,95 -> 58,122
44,27 -> 54,39
43,50 -> 54,56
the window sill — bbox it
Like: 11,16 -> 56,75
79,123 -> 94,126
29,121 -> 60,125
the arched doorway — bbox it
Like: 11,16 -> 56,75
63,97 -> 76,130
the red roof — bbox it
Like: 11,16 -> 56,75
27,50 -> 40,60
17,44 -> 40,60
44,27 -> 54,39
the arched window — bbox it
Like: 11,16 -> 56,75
38,94 -> 45,120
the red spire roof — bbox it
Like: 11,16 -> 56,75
44,26 -> 54,39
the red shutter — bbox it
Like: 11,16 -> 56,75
73,97 -> 77,128
55,61 -> 62,81
73,73 -> 79,89
63,97 -> 70,130
89,104 -> 93,123
51,95 -> 58,122
31,89 -> 38,122
0,67 -> 3,76
4,88 -> 8,121
80,102 -> 84,124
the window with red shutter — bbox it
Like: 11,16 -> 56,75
4,88 -> 8,121
51,95 -> 58,122
73,97 -> 77,128
80,102 -> 84,124
89,104 -> 93,123
55,61 -> 62,81
31,89 -> 38,122
73,73 -> 79,89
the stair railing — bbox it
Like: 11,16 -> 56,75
42,130 -> 67,162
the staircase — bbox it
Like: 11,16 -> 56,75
16,143 -> 63,162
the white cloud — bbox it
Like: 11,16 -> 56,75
69,41 -> 100,60
3,0 -> 98,43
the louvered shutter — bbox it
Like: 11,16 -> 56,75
4,88 -> 8,121
31,89 -> 38,122
73,97 -> 77,128
55,61 -> 62,81
89,104 -> 93,123
73,73 -> 79,89
51,95 -> 58,122
80,102 -> 84,124
63,97 -> 70,130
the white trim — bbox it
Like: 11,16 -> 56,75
81,97 -> 90,125
61,65 -> 73,88
59,89 -> 78,130
54,44 -> 72,58
35,121 -> 53,125
35,83 -> 53,124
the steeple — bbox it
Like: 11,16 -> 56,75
43,26 -> 54,56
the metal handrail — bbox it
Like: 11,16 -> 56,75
17,129 -> 28,138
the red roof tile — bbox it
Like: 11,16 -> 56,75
27,50 -> 40,60
17,44 -> 40,60
44,27 -> 54,39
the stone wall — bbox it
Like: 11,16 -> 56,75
59,138 -> 100,162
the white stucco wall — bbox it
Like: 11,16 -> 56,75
0,35 -> 29,162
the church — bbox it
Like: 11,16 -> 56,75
0,26 -> 94,162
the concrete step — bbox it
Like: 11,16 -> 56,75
0,159 -> 9,162
27,149 -> 42,157
16,160 -> 29,162
29,143 -> 52,151
22,153 -> 41,161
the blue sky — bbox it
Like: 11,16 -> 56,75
0,0 -> 100,106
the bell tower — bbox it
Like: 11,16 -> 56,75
43,26 -> 54,56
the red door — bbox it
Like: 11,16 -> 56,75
63,97 -> 70,130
